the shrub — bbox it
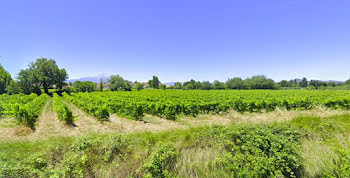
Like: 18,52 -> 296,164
142,143 -> 178,178
210,124 -> 303,177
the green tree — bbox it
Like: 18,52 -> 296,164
226,78 -> 246,89
173,82 -> 182,89
288,79 -> 298,87
245,75 -> 275,89
56,69 -> 68,90
99,78 -> 104,92
202,81 -> 212,90
345,79 -> 350,85
17,68 -> 41,95
0,64 -> 13,94
279,80 -> 289,88
183,79 -> 196,90
213,80 -> 226,90
328,82 -> 336,87
17,58 -> 68,94
73,81 -> 96,92
309,80 -> 321,89
160,84 -> 166,90
148,76 -> 160,89
135,82 -> 144,91
5,81 -> 22,95
299,77 -> 308,88
109,75 -> 131,91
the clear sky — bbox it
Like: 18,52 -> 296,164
1,0 -> 349,82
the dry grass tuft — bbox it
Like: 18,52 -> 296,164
13,127 -> 33,136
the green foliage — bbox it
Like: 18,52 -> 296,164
299,77 -> 308,88
62,134 -> 132,177
173,82 -> 182,89
53,93 -> 74,124
291,115 -> 350,177
62,90 -> 350,121
226,77 -> 246,89
213,80 -> 226,89
73,81 -> 97,92
134,81 -> 144,91
182,79 -> 202,90
210,124 -> 303,177
17,58 -> 68,94
14,94 -> 49,128
99,78 -> 104,92
0,93 -> 38,117
142,143 -> 178,178
0,64 -> 13,95
148,76 -> 160,89
159,84 -> 166,90
201,81 -> 212,90
108,75 -> 132,91
63,92 -> 109,121
245,75 -> 276,89
2,115 -> 350,177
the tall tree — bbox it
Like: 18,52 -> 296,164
345,79 -> 350,85
99,78 -> 104,92
299,77 -> 308,88
279,80 -> 289,88
109,75 -> 131,91
73,81 -> 96,92
202,81 -> 212,90
213,80 -> 226,90
17,68 -> 41,94
226,78 -> 246,89
245,75 -> 276,89
173,82 -> 182,89
148,76 -> 160,89
17,58 -> 68,94
0,64 -> 13,94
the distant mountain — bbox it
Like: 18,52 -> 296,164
67,76 -> 109,83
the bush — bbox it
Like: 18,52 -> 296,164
142,143 -> 178,178
209,124 -> 303,177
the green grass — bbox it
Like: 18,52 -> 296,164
1,114 -> 350,177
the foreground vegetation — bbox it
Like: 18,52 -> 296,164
63,90 -> 350,120
0,114 -> 349,177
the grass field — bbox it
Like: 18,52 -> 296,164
1,90 -> 350,177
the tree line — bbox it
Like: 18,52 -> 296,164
1,58 -> 350,95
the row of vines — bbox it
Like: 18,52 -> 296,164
53,93 -> 74,125
62,90 -> 350,120
0,93 -> 49,128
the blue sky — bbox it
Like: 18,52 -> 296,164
0,0 -> 349,82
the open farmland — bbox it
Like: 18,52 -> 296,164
1,90 -> 350,177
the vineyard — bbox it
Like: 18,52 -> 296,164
0,93 -> 49,128
1,90 -> 350,177
63,90 -> 350,120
